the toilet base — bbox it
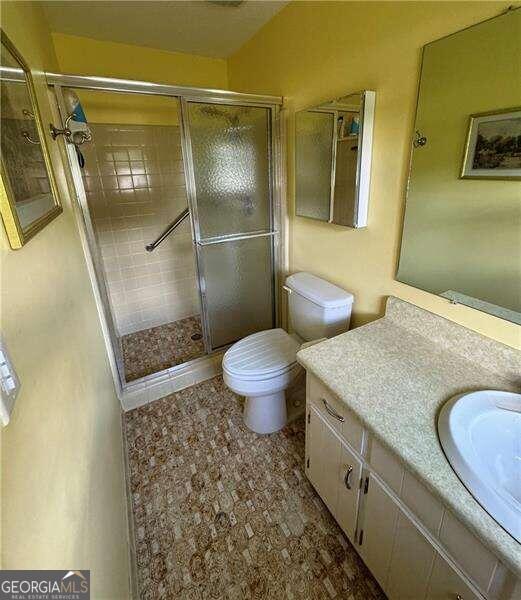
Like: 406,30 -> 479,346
243,391 -> 287,434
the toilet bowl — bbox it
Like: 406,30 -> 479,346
223,329 -> 302,434
223,272 -> 354,435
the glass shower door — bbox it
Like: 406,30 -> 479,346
181,100 -> 275,351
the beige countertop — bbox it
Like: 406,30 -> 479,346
297,297 -> 521,578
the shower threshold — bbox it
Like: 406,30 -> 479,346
121,315 -> 205,382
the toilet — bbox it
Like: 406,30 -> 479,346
223,272 -> 354,434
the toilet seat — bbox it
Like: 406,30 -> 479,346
222,273 -> 354,434
222,328 -> 303,434
222,328 -> 300,382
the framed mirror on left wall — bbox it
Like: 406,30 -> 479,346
0,31 -> 61,249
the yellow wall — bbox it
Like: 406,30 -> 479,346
228,1 -> 520,349
51,32 -> 230,128
52,32 -> 228,89
0,3 -> 131,596
73,90 -> 180,126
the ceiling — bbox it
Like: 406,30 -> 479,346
41,0 -> 288,59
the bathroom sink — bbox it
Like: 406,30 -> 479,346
438,390 -> 521,543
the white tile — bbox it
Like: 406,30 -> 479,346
87,122 -> 198,333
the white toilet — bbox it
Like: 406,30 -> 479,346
223,272 -> 354,434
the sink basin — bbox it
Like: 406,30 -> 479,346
438,390 -> 521,543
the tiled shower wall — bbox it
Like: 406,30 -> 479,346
81,123 -> 200,336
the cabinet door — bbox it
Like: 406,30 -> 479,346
336,441 -> 362,543
387,511 -> 436,600
306,404 -> 342,518
426,553 -> 482,600
358,472 -> 399,591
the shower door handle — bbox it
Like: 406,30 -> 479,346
196,230 -> 277,246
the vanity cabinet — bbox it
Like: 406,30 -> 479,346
306,404 -> 342,518
426,553 -> 482,600
386,510 -> 436,600
358,473 -> 399,589
305,404 -> 362,543
336,441 -> 363,542
362,474 -> 479,600
304,373 -> 519,600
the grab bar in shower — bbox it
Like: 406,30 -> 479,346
145,207 -> 190,252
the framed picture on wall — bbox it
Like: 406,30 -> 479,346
461,108 -> 521,179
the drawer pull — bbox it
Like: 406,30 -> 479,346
322,398 -> 344,422
344,465 -> 353,489
455,596 -> 463,600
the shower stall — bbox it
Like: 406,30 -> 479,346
50,76 -> 283,402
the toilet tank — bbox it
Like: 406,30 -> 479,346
285,272 -> 354,341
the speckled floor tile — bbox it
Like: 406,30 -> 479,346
122,316 -> 205,382
123,377 -> 385,600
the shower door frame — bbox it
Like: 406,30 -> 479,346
179,96 -> 280,354
47,72 -> 286,407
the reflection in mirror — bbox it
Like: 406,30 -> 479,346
295,110 -> 333,221
0,32 -> 61,249
397,9 -> 521,324
295,90 -> 374,228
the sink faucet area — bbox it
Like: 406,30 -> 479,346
438,390 -> 521,543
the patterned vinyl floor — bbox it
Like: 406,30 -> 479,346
123,377 -> 385,600
121,315 -> 205,382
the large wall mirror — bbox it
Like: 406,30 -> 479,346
397,9 -> 520,324
295,90 -> 375,228
0,31 -> 61,249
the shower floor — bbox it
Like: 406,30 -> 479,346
121,315 -> 205,382
124,376 -> 385,599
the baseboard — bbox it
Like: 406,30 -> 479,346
120,352 -> 223,411
120,415 -> 139,600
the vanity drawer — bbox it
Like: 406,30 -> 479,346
368,436 -> 405,495
401,471 -> 444,537
307,374 -> 363,452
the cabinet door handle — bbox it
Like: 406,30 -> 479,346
344,465 -> 353,489
455,595 -> 463,600
322,398 -> 344,422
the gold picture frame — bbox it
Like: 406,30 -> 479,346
0,30 -> 62,249
461,107 -> 521,180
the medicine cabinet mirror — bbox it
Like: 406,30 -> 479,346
397,8 -> 521,324
0,31 -> 61,249
295,90 -> 375,228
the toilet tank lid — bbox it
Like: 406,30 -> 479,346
285,272 -> 354,309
